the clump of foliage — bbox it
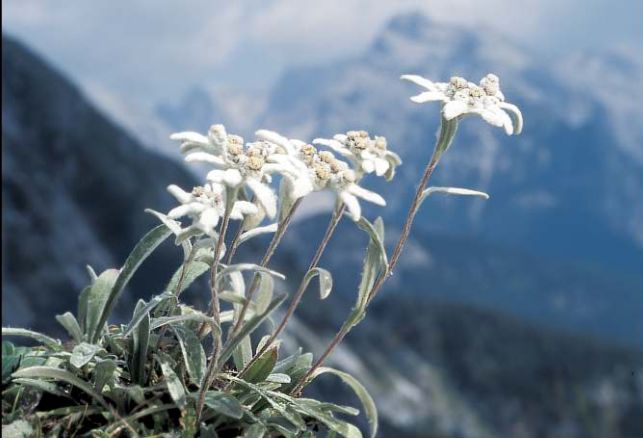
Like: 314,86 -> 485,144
2,73 -> 522,436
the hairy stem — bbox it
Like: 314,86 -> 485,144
196,192 -> 234,420
292,117 -> 457,394
236,203 -> 346,380
227,198 -> 302,340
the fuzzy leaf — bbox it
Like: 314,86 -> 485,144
165,260 -> 210,296
85,269 -> 119,342
244,345 -> 278,383
55,312 -> 83,343
92,224 -> 172,342
303,267 -> 333,300
421,186 -> 490,203
93,359 -> 117,393
219,293 -> 287,365
70,342 -> 101,369
238,223 -> 278,246
172,325 -> 206,385
123,292 -> 174,337
130,300 -> 151,385
203,391 -> 244,419
12,366 -> 109,408
160,360 -> 186,407
309,367 -> 378,438
243,423 -> 267,438
1,327 -> 62,351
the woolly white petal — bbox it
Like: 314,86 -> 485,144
361,159 -> 375,174
340,191 -> 361,221
185,152 -> 225,166
198,208 -> 220,233
168,203 -> 205,219
167,184 -> 193,204
410,91 -> 446,103
313,138 -> 353,157
442,100 -> 469,120
255,129 -> 296,155
246,178 -> 277,218
401,74 -> 438,91
498,102 -> 523,135
373,158 -> 390,176
170,131 -> 209,144
231,201 -> 258,219
347,183 -> 386,206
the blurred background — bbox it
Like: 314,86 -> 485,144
2,1 -> 642,436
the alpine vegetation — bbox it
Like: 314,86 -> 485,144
2,73 -> 522,436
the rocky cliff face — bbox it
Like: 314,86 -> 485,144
2,35 -> 196,331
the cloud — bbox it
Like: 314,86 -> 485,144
3,0 -> 641,105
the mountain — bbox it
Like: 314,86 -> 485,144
1,35 -> 197,332
260,12 -> 643,274
288,295 -> 643,437
3,30 -> 643,438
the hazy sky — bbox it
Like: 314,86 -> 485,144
3,0 -> 641,105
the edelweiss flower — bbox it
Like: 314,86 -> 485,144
164,183 -> 258,238
171,125 -> 300,219
313,131 -> 402,180
401,73 -> 523,135
311,149 -> 386,221
256,129 -> 385,220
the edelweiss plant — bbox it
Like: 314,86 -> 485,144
2,73 -> 522,437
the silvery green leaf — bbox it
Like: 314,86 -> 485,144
354,216 -> 387,317
86,265 -> 98,282
243,423 -> 267,438
434,115 -> 459,159
243,345 -> 278,384
145,208 -> 182,236
172,325 -> 206,385
12,366 -> 109,408
238,223 -> 278,246
165,260 -> 210,297
123,292 -> 174,337
70,342 -> 101,368
290,401 -> 362,438
130,300 -> 151,385
160,360 -> 186,407
1,328 -> 62,351
55,312 -> 83,343
303,267 -> 333,300
217,263 -> 285,283
93,359 -> 117,393
77,285 -> 91,335
265,373 -> 291,384
12,377 -> 70,398
2,420 -> 34,438
255,272 -> 274,314
219,293 -> 287,365
233,334 -> 253,371
85,269 -> 119,343
309,367 -> 378,438
92,224 -> 172,342
203,391 -> 244,419
219,292 -> 249,306
150,312 -> 211,330
420,186 -> 490,204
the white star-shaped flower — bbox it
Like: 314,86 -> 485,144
313,131 -> 401,180
401,73 -> 523,135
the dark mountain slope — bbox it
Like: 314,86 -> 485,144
2,35 -> 196,331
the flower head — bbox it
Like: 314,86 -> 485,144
171,125 -> 304,219
401,73 -> 523,135
313,131 -> 401,180
164,183 -> 257,238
